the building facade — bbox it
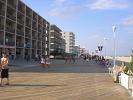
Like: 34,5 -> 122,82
0,0 -> 50,59
62,32 -> 75,54
50,25 -> 65,57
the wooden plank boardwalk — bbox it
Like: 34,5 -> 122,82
0,60 -> 133,100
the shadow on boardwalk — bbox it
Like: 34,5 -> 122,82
10,59 -> 108,73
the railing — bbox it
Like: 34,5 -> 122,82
6,27 -> 15,33
7,1 -> 16,9
16,43 -> 24,47
0,39 -> 3,45
18,6 -> 25,13
0,10 -> 5,16
0,25 -> 4,30
5,42 -> 15,46
17,30 -> 24,36
7,13 -> 16,21
17,18 -> 24,24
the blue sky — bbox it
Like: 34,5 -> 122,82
22,0 -> 133,56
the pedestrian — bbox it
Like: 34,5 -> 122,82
71,55 -> 75,64
65,55 -> 68,64
45,55 -> 50,69
0,53 -> 9,86
40,56 -> 45,68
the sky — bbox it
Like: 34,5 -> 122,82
22,0 -> 133,56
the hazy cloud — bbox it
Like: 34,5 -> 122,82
49,0 -> 85,19
89,0 -> 129,10
49,6 -> 83,19
122,16 -> 133,26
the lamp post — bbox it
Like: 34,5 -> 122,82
112,25 -> 116,67
98,45 -> 103,60
104,37 -> 108,59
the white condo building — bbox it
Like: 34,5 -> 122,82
62,32 -> 75,53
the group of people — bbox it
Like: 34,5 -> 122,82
40,55 -> 50,69
65,55 -> 76,64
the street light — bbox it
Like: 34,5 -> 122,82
112,25 -> 116,67
98,45 -> 103,60
104,37 -> 108,59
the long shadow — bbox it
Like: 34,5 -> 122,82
10,60 -> 109,73
9,84 -> 66,87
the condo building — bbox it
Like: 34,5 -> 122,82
50,25 -> 65,56
62,32 -> 75,54
0,0 -> 50,59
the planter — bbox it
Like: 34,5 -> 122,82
120,73 -> 133,89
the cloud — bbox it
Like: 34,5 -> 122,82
49,3 -> 84,19
89,0 -> 129,10
122,16 -> 133,26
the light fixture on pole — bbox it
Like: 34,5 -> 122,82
98,45 -> 103,59
103,37 -> 108,59
112,25 -> 116,67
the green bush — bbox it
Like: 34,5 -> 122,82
131,50 -> 133,73
122,65 -> 128,74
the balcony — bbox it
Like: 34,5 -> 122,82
17,12 -> 24,24
0,17 -> 4,30
6,27 -> 15,33
32,22 -> 37,30
26,7 -> 32,18
32,31 -> 37,40
6,19 -> 15,33
32,40 -> 36,48
33,12 -> 37,22
7,7 -> 16,21
25,28 -> 31,38
17,24 -> 24,36
25,42 -> 31,48
0,0 -> 6,3
38,16 -> 43,24
5,41 -> 15,46
26,17 -> 31,28
16,43 -> 24,48
0,39 -> 3,45
7,0 -> 16,9
17,29 -> 24,36
18,0 -> 25,13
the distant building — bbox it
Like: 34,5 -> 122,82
62,32 -> 75,54
73,45 -> 80,56
50,25 -> 65,57
80,48 -> 86,55
0,0 -> 50,59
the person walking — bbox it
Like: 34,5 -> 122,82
0,53 -> 9,86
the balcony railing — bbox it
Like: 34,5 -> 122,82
5,42 -> 15,46
25,43 -> 31,48
25,34 -> 31,38
7,1 -> 16,9
0,10 -> 5,16
17,29 -> 24,36
26,22 -> 31,28
0,25 -> 4,30
18,6 -> 25,13
16,43 -> 24,47
6,27 -> 15,33
17,18 -> 24,24
0,39 -> 3,45
0,0 -> 6,3
7,13 -> 16,21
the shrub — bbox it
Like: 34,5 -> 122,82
131,50 -> 133,73
122,62 -> 128,74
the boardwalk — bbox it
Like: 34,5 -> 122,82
0,60 -> 132,100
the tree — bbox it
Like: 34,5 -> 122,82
131,50 -> 133,73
